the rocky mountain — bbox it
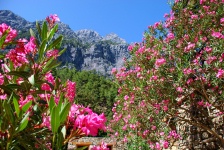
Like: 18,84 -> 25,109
0,10 -> 130,76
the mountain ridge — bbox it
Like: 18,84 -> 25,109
0,10 -> 130,76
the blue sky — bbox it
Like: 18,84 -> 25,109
0,0 -> 171,43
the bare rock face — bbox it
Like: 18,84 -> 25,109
0,10 -> 130,76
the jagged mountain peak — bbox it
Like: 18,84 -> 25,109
103,33 -> 126,44
0,10 -> 34,30
75,29 -> 102,43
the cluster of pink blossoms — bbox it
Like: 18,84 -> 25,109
65,80 -> 76,103
68,104 -> 106,136
46,14 -> 60,28
0,23 -> 17,44
91,141 -> 109,150
6,37 -> 36,67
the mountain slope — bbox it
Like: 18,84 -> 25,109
0,10 -> 130,76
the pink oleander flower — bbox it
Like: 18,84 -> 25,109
46,14 -> 60,28
216,69 -> 224,78
19,95 -> 34,108
42,115 -> 51,130
45,72 -> 55,85
166,32 -> 175,41
205,46 -> 212,53
183,68 -> 194,75
153,22 -> 161,29
151,125 -> 157,131
91,141 -> 109,150
24,36 -> 36,53
111,68 -> 117,74
124,95 -> 129,100
65,80 -> 76,103
122,125 -> 127,130
41,83 -> 52,91
6,48 -> 28,68
162,141 -> 169,149
46,49 -> 59,59
197,100 -> 204,106
0,73 -> 4,85
123,136 -> 128,143
212,31 -> 223,39
155,142 -> 161,150
155,58 -> 166,68
0,23 -> 17,44
163,105 -> 168,112
184,42 -> 195,53
191,15 -> 198,19
74,112 -> 106,136
50,14 -> 60,22
128,45 -> 133,51
168,130 -> 181,139
176,87 -> 183,93
0,94 -> 7,100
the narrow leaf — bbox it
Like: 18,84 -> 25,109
22,101 -> 32,113
58,48 -> 66,56
18,112 -> 29,132
3,100 -> 15,125
36,21 -> 42,36
76,146 -> 88,150
43,59 -> 61,73
7,71 -> 30,80
60,103 -> 71,123
48,24 -> 58,41
41,21 -> 48,40
47,35 -> 63,50
30,28 -> 36,38
49,96 -> 55,113
51,106 -> 60,133
0,85 -> 13,95
38,39 -> 47,62
13,96 -> 20,117
0,34 -> 7,48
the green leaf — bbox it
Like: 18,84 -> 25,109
3,100 -> 15,125
38,39 -> 47,62
47,24 -> 58,41
13,96 -> 20,117
76,146 -> 88,150
54,77 -> 60,90
36,21 -> 42,36
0,30 -> 8,48
57,132 -> 64,148
60,102 -> 71,123
0,54 -> 5,59
18,112 -> 29,132
22,101 -> 32,113
28,74 -> 35,85
7,71 -> 30,80
49,96 -> 55,113
57,94 -> 64,111
51,106 -> 60,133
41,21 -> 48,40
43,58 -> 61,73
30,28 -> 36,38
20,81 -> 32,93
58,48 -> 66,56
6,84 -> 21,90
0,85 -> 13,95
47,35 -> 63,50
